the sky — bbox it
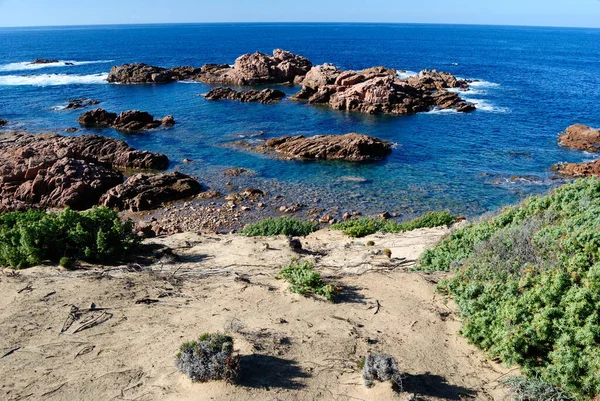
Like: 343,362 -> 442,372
0,0 -> 599,28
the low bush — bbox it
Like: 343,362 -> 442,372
419,178 -> 600,399
176,333 -> 240,383
240,217 -> 319,237
277,259 -> 338,301
0,207 -> 139,269
331,211 -> 457,238
361,353 -> 403,391
502,376 -> 573,401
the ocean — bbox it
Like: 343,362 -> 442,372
0,23 -> 598,219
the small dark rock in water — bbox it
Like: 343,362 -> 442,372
63,127 -> 79,133
224,167 -> 256,177
99,172 -> 203,212
205,87 -> 286,104
65,98 -> 101,110
162,115 -> 176,126
242,188 -> 264,197
0,119 -> 7,127
182,158 -> 191,163
78,108 -> 174,133
379,212 -> 391,219
31,58 -> 58,64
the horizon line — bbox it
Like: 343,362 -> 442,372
0,21 -> 599,30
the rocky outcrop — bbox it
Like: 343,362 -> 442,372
78,108 -> 174,132
553,160 -> 600,178
292,65 -> 475,115
31,58 -> 58,64
205,87 -> 285,104
107,49 -> 312,85
197,49 -> 312,85
0,132 -> 170,211
99,172 -> 203,212
237,133 -> 392,162
0,119 -> 7,127
65,98 -> 100,110
107,63 -> 178,84
558,124 -> 600,152
406,69 -> 469,91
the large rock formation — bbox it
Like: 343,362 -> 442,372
205,87 -> 285,104
553,160 -> 600,178
292,65 -> 475,115
107,63 -> 178,84
78,108 -> 174,132
99,172 -> 203,212
558,124 -> 600,153
107,49 -> 312,85
236,133 -> 392,162
0,132 -> 170,211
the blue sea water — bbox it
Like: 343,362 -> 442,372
0,23 -> 599,218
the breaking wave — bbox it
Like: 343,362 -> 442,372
0,60 -> 114,72
0,73 -> 108,86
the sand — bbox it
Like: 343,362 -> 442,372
0,228 -> 515,401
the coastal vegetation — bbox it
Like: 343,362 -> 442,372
176,333 -> 240,383
331,210 -> 457,238
419,178 -> 600,399
240,216 -> 319,237
0,207 -> 139,269
277,258 -> 338,301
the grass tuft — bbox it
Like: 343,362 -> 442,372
176,333 -> 240,383
277,258 -> 338,301
240,217 -> 319,237
502,376 -> 573,401
331,211 -> 456,238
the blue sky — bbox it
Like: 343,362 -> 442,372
0,0 -> 599,28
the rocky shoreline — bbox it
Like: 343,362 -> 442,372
107,49 -> 476,115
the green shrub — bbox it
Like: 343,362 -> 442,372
59,257 -> 75,270
0,207 -> 139,269
331,211 -> 456,238
420,178 -> 600,399
277,259 -> 338,301
240,217 -> 319,237
502,376 -> 573,401
176,333 -> 240,383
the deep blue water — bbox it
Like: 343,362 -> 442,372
0,23 -> 599,218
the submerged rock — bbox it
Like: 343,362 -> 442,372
31,58 -> 58,64
245,133 -> 392,162
205,87 -> 286,104
292,65 -> 475,115
99,172 -> 203,212
0,119 -> 7,127
78,108 -> 174,132
0,132 -> 169,211
64,98 -> 101,110
558,124 -> 600,153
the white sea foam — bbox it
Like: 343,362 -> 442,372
467,98 -> 510,114
0,60 -> 114,72
397,70 -> 418,79
468,80 -> 500,88
0,73 -> 109,86
424,107 -> 459,115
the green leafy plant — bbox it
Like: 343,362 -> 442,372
277,258 -> 338,301
419,178 -> 600,400
176,333 -> 240,383
0,207 -> 139,269
240,217 -> 319,237
331,211 -> 456,238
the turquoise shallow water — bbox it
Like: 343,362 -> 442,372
0,23 -> 599,218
